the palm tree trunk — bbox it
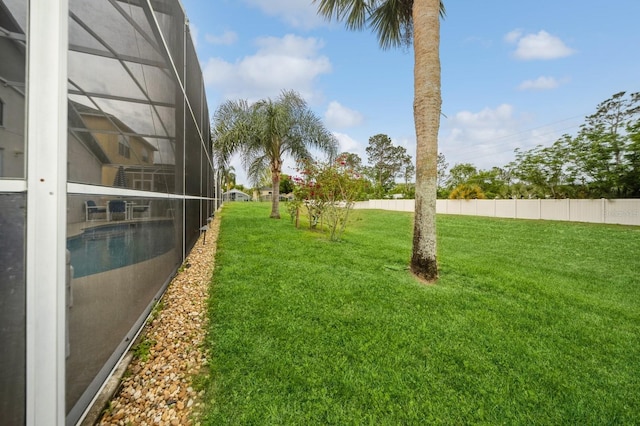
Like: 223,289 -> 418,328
410,0 -> 441,282
270,165 -> 281,219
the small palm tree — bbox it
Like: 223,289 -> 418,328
314,0 -> 445,282
224,165 -> 236,192
449,184 -> 487,200
213,90 -> 338,218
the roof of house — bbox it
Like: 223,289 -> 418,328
223,189 -> 250,197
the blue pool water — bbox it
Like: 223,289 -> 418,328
67,221 -> 176,278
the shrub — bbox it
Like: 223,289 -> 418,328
292,155 -> 365,240
449,184 -> 487,199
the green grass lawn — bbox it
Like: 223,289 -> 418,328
202,202 -> 640,425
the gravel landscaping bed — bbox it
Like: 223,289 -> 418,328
97,215 -> 219,425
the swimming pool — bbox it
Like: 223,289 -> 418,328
67,220 -> 176,278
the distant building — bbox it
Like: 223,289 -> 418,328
255,185 -> 293,201
223,188 -> 251,202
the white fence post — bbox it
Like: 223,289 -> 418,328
538,199 -> 542,219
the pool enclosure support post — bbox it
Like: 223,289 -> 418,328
25,0 -> 69,424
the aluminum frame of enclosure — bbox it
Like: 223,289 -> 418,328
25,1 -> 69,424
0,0 -> 222,424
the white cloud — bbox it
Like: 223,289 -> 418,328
205,30 -> 238,46
518,76 -> 560,91
438,102 -> 588,172
202,57 -> 235,86
242,0 -> 325,29
324,101 -> 364,129
439,104 -> 525,168
255,34 -> 324,56
454,104 -> 515,126
203,34 -> 331,103
438,104 -> 578,171
503,29 -> 523,44
333,132 -> 363,155
506,30 -> 576,60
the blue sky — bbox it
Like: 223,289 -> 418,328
181,0 -> 640,186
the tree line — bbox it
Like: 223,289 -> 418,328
276,91 -> 640,202
439,91 -> 640,199
268,133 -> 414,201
215,91 -> 640,213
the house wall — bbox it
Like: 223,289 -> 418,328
0,6 -> 27,425
0,78 -> 25,178
81,116 -> 150,165
67,132 -> 102,185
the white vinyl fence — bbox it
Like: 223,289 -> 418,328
354,198 -> 640,226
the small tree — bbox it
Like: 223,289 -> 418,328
436,152 -> 449,198
365,134 -> 413,196
292,160 -> 327,229
280,174 -> 294,196
446,163 -> 478,192
292,155 -> 365,241
511,140 -> 573,198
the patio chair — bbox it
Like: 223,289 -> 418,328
85,200 -> 107,221
132,200 -> 152,218
107,200 -> 126,221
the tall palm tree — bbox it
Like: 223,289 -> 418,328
212,90 -> 338,218
314,0 -> 444,282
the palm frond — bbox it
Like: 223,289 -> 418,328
211,89 -> 337,191
369,0 -> 412,49
314,0 -> 445,50
212,98 -> 251,162
246,155 -> 271,187
314,0 -> 371,30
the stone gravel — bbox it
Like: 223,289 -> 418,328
98,215 -> 220,426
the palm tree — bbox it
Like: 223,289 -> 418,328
314,0 -> 444,282
222,165 -> 236,193
212,90 -> 338,218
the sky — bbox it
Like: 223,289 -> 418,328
181,0 -> 640,186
